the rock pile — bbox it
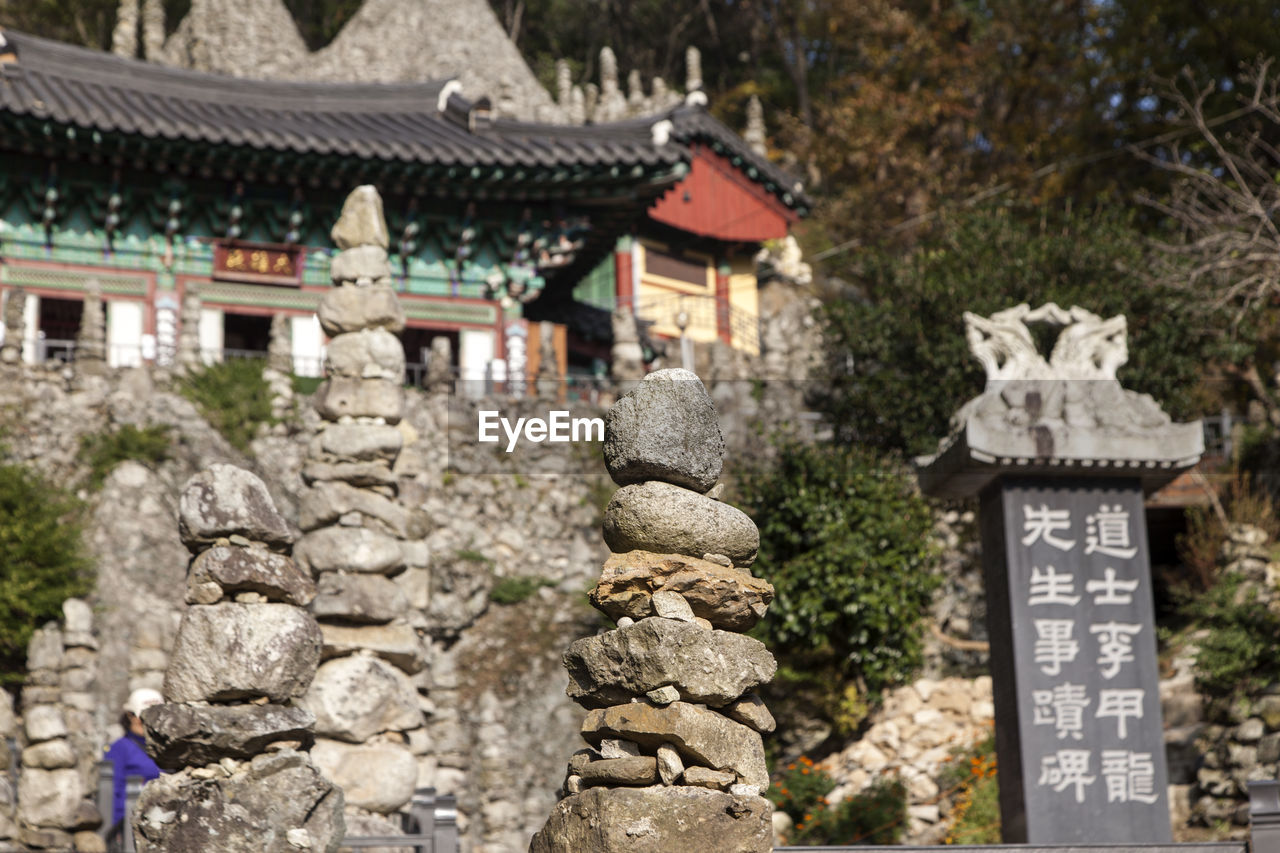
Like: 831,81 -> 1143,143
75,279 -> 107,376
263,313 -> 295,423
294,185 -> 430,838
2,286 -> 26,365
531,368 -> 777,852
14,601 -> 105,852
132,463 -> 344,851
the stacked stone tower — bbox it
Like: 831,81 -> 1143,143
293,185 -> 429,837
133,463 -> 343,851
531,369 -> 778,851
14,602 -> 104,851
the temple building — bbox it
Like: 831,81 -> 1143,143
0,28 -> 807,385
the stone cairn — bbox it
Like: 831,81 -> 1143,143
2,286 -> 26,365
293,185 -> 430,839
609,305 -> 646,385
176,282 -> 202,374
263,313 -> 295,423
132,463 -> 344,851
13,600 -> 104,852
531,368 -> 778,851
75,279 -> 108,376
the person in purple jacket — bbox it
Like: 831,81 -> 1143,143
104,688 -> 163,830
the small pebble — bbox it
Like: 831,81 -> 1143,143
651,590 -> 695,622
646,685 -> 680,705
616,616 -> 635,628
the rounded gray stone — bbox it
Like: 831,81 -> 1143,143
309,739 -> 416,814
602,482 -> 759,567
178,464 -> 293,549
187,545 -> 316,606
295,526 -> 405,575
324,328 -> 404,382
313,377 -> 403,424
299,655 -> 423,743
317,284 -> 405,337
604,369 -> 724,492
312,573 -> 409,623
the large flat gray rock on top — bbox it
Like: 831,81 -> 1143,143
603,482 -> 759,567
604,369 -> 724,493
565,617 -> 775,709
164,603 -> 322,702
529,785 -> 772,853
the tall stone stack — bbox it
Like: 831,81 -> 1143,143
16,616 -> 103,851
2,287 -> 26,365
132,464 -> 344,851
0,688 -> 15,845
293,185 -> 430,837
531,368 -> 778,852
176,283 -> 203,374
263,313 -> 295,422
75,279 -> 108,375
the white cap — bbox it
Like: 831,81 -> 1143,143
123,688 -> 163,716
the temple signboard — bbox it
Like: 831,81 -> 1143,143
212,241 -> 304,286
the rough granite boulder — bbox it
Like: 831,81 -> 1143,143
309,740 -> 417,814
529,786 -> 772,853
300,654 -> 422,743
298,480 -> 420,538
602,483 -> 759,567
16,767 -> 82,828
564,617 -> 776,708
330,185 -> 389,250
164,604 -> 322,702
294,526 -> 406,575
581,701 -> 768,790
313,377 -> 405,423
310,423 -> 403,462
312,573 -> 409,623
324,327 -> 405,382
589,550 -> 773,631
603,368 -> 725,493
328,245 -> 391,285
141,704 -> 316,770
317,285 -> 405,337
133,750 -> 344,853
318,621 -> 427,674
178,465 -> 294,550
186,544 -> 316,606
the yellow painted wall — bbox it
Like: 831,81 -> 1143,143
634,239 -> 759,354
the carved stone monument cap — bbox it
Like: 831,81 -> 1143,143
916,303 -> 1203,498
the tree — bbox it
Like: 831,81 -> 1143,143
0,463 -> 91,679
1134,61 -> 1280,426
815,202 -> 1219,457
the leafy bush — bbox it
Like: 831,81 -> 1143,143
0,463 -> 92,680
78,424 -> 172,489
740,438 -> 940,697
941,733 -> 1001,843
489,576 -> 556,605
1179,574 -> 1280,699
177,358 -> 277,452
769,756 -> 907,845
816,202 -> 1221,456
291,374 -> 324,396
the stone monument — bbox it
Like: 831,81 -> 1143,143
530,368 -> 777,852
917,303 -> 1204,843
132,463 -> 344,852
293,185 -> 431,839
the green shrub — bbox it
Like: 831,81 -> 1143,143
489,576 -> 556,605
769,756 -> 907,845
0,463 -> 92,680
1179,574 -> 1280,699
177,358 -> 277,452
740,438 -> 940,697
78,424 -> 172,489
455,548 -> 493,565
941,733 -> 1001,843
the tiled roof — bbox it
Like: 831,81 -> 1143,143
0,29 -> 683,172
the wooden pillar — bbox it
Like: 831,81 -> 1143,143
614,236 -> 634,310
714,258 -> 732,346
